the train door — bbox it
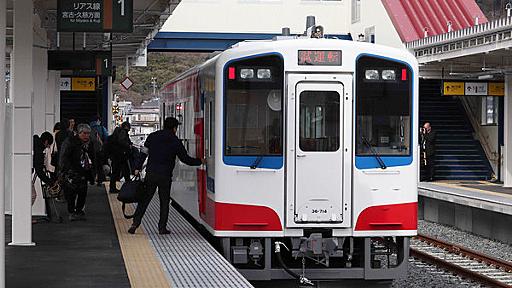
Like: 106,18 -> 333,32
286,74 -> 351,226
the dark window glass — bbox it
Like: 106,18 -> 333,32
356,56 -> 412,156
299,91 -> 340,152
224,55 -> 284,156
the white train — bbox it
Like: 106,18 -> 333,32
160,30 -> 418,282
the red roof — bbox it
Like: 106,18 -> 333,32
382,0 -> 488,42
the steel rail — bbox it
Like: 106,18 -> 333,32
411,234 -> 512,288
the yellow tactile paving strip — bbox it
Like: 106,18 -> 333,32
105,183 -> 171,288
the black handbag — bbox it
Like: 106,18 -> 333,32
117,176 -> 145,219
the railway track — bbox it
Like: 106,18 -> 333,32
410,234 -> 512,287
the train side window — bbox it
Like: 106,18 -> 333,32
355,56 -> 412,156
299,91 -> 340,152
176,102 -> 185,139
209,101 -> 214,156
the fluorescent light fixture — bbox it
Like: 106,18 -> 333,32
478,74 -> 494,80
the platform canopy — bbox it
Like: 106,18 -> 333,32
148,31 -> 353,53
5,0 -> 181,66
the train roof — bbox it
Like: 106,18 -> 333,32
221,37 -> 417,64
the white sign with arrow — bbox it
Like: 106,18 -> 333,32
60,77 -> 71,91
465,82 -> 487,96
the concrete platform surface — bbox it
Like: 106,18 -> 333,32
419,181 -> 512,215
6,185 -> 130,288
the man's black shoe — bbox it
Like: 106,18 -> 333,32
128,225 -> 138,234
76,210 -> 86,221
158,228 -> 170,235
68,213 -> 80,222
109,188 -> 120,194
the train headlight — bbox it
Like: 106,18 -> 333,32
382,70 -> 396,80
257,69 -> 271,79
365,70 -> 379,80
240,68 -> 254,79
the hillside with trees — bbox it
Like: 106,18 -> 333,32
114,52 -> 210,105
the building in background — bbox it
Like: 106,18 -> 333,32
123,98 -> 160,147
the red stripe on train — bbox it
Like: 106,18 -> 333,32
355,202 -> 417,231
213,202 -> 282,231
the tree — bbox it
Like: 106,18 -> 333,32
114,52 -> 209,105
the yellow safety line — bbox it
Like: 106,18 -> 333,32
105,183 -> 171,288
431,181 -> 512,199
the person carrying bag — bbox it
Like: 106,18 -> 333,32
117,175 -> 146,219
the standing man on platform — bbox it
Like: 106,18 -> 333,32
420,122 -> 436,181
108,121 -> 132,193
59,124 -> 96,221
128,117 -> 205,235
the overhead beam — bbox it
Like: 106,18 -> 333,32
148,32 -> 352,52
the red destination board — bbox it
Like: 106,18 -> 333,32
298,50 -> 342,66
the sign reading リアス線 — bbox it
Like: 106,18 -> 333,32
57,0 -> 103,32
57,0 -> 133,33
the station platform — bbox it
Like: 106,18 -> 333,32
6,185 -> 130,288
418,181 -> 512,244
6,184 -> 254,288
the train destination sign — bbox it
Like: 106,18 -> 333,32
298,50 -> 342,66
57,0 -> 133,32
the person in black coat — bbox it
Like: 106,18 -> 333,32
59,124 -> 96,221
421,122 -> 436,181
108,121 -> 132,193
33,132 -> 54,186
128,117 -> 205,235
55,118 -> 71,152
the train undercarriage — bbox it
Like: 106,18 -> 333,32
220,232 -> 410,281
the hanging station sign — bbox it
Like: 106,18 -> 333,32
443,81 -> 464,96
72,77 -> 96,91
48,50 -> 112,76
465,82 -> 488,96
59,78 -> 72,91
57,0 -> 133,33
443,81 -> 504,97
60,77 -> 96,92
489,82 -> 505,96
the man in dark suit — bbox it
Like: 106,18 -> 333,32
128,117 -> 205,235
421,122 -> 436,181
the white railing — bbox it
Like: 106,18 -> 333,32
406,17 -> 512,50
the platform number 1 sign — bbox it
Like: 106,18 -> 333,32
112,0 -> 133,32
118,0 -> 125,16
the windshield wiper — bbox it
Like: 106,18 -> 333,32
250,155 -> 264,169
361,136 -> 387,169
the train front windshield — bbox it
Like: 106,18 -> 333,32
224,55 -> 284,157
356,56 -> 412,156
